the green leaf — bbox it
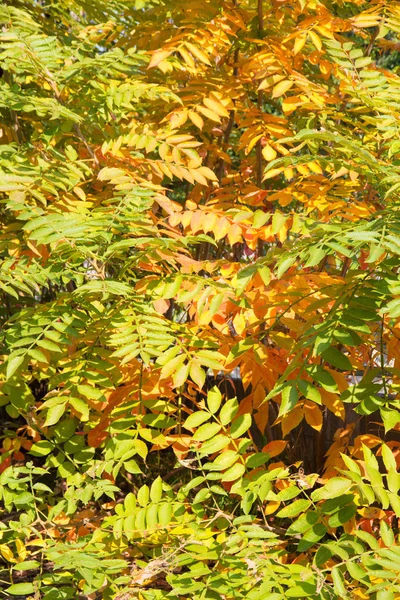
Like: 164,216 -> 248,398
124,460 -> 142,474
69,397 -> 89,420
29,440 -> 55,457
297,380 -> 321,404
207,386 -> 222,414
276,499 -> 311,518
346,561 -> 368,583
150,476 -> 163,503
184,411 -> 211,429
13,561 -> 40,571
380,520 -> 395,547
308,365 -> 338,393
219,398 -> 239,425
276,255 -> 296,279
221,462 -> 245,482
320,347 -> 352,371
279,384 -> 298,416
230,413 -> 252,439
311,477 -> 352,501
44,402 -> 66,427
328,504 -> 356,527
193,422 -> 221,442
6,583 -> 35,595
199,434 -> 230,455
380,407 -> 400,433
331,566 -> 347,598
377,591 -> 395,600
6,353 -> 25,380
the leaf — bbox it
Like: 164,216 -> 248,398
293,34 -> 307,55
124,460 -> 142,474
148,50 -> 171,69
279,384 -> 298,417
230,413 -> 252,439
220,398 -> 239,425
331,567 -> 347,598
311,478 -> 352,501
6,583 -> 35,595
12,561 -> 40,571
276,499 -> 311,518
193,422 -> 222,442
6,353 -> 25,380
272,80 -> 294,98
189,360 -> 206,389
44,403 -> 66,427
303,402 -> 322,431
203,97 -> 229,118
29,441 -> 55,457
185,42 -> 212,65
221,462 -> 245,482
320,347 -> 352,371
150,476 -> 163,503
207,386 -> 222,414
184,411 -> 211,429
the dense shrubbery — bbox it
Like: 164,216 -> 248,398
1,0 -> 400,598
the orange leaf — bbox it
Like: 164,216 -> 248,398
281,405 -> 303,436
262,440 -> 288,458
320,389 -> 345,419
303,401 -> 323,431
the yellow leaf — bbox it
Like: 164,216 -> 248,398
296,164 -> 310,176
189,360 -> 206,388
15,539 -> 27,561
227,223 -> 243,245
185,42 -> 212,66
189,111 -> 204,129
284,167 -> 294,180
308,161 -> 323,174
169,111 -> 188,129
203,97 -> 230,118
272,79 -> 294,99
73,186 -> 86,201
263,167 -> 284,180
262,144 -> 277,161
197,106 -> 221,123
0,544 -> 16,563
282,96 -> 304,115
148,50 -> 171,69
233,312 -> 246,335
25,539 -> 47,548
214,217 -> 230,241
190,169 -> 208,186
178,46 -> 195,68
197,166 -> 218,181
293,34 -> 307,55
165,134 -> 193,144
308,30 -> 322,52
246,134 -> 263,155
264,501 -> 280,515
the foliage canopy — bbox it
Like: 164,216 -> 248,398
1,0 -> 400,598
